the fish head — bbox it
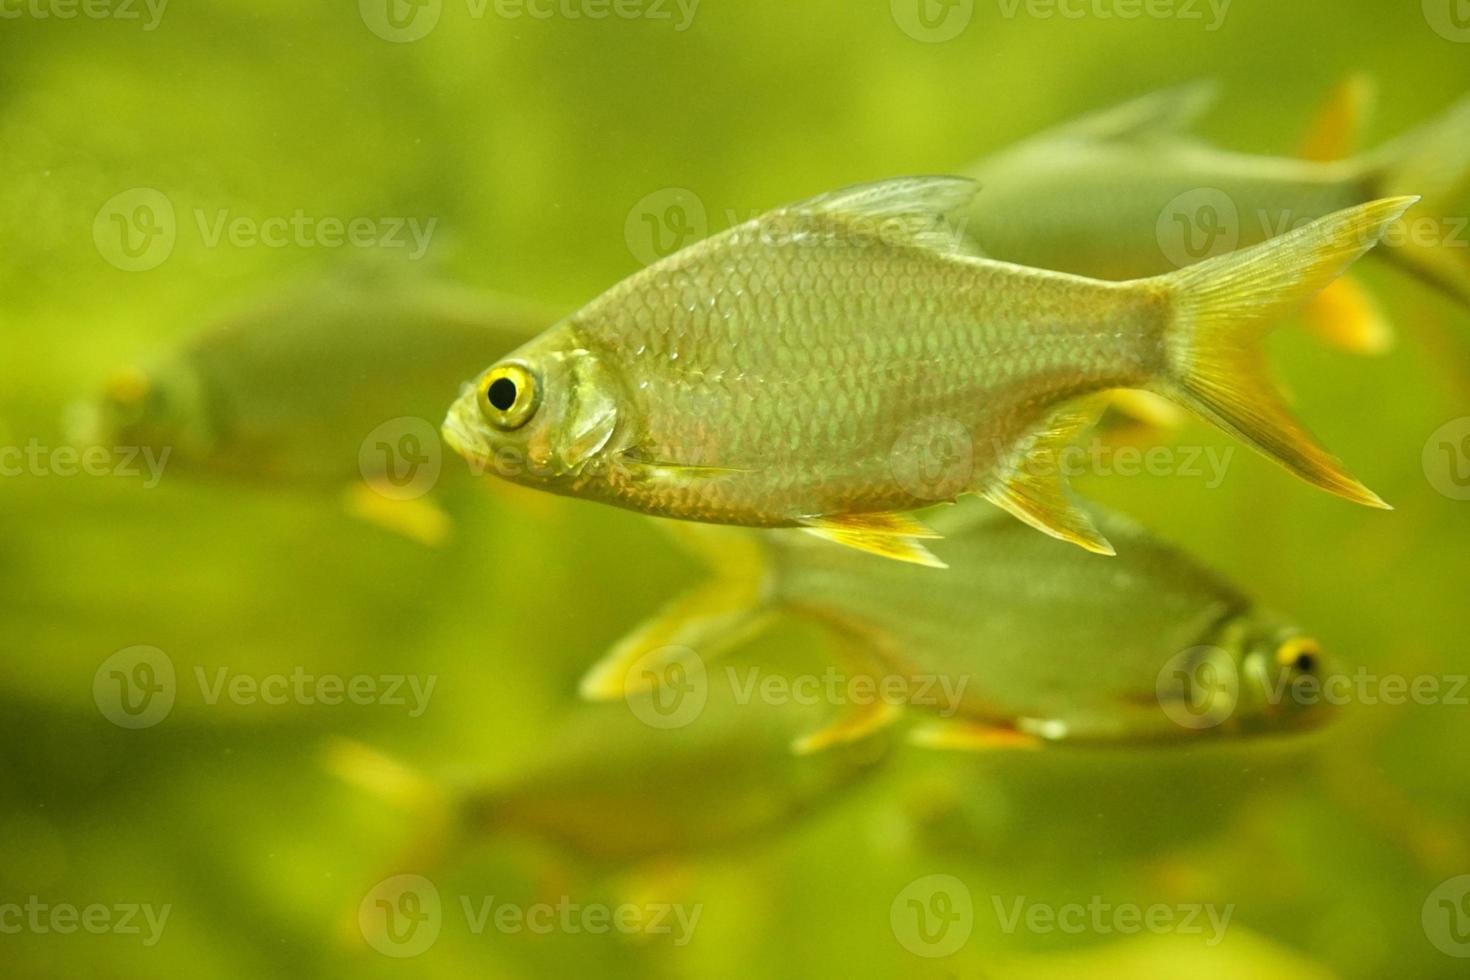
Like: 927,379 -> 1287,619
441,325 -> 623,491
71,359 -> 213,461
1228,615 -> 1339,736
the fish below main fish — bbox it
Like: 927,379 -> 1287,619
443,177 -> 1414,566
581,505 -> 1338,753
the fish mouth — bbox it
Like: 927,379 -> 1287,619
440,406 -> 482,463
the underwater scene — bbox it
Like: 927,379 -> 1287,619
3,1 -> 1470,977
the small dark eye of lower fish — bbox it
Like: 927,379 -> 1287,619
489,377 -> 518,410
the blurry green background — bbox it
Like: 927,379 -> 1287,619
3,1 -> 1469,977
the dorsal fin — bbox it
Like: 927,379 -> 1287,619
781,176 -> 979,254
1035,81 -> 1218,145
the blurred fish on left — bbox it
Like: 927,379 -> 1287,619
71,267 -> 557,545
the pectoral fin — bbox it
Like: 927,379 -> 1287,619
908,720 -> 1043,753
798,512 -> 947,568
978,407 -> 1114,556
1300,278 -> 1394,355
342,482 -> 452,547
612,449 -> 751,482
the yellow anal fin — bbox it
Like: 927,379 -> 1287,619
580,577 -> 771,701
798,512 -> 947,568
908,720 -> 1043,753
1297,73 -> 1376,162
1301,278 -> 1394,355
979,408 -> 1114,556
793,699 -> 902,756
342,482 -> 452,547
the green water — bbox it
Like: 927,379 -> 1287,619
3,2 -> 1469,977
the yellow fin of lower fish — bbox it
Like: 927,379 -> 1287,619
341,482 -> 453,546
1297,73 -> 1376,162
1300,278 -> 1394,355
907,720 -> 1044,753
798,513 -> 947,568
580,576 -> 773,700
1097,390 -> 1190,446
979,406 -> 1116,556
1156,196 -> 1419,509
792,699 -> 902,756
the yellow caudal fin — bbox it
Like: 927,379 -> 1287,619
580,521 -> 773,700
1298,74 -> 1377,162
1155,197 -> 1419,508
1363,95 -> 1470,306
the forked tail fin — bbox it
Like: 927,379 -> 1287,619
1153,196 -> 1419,507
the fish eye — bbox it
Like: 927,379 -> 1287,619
477,362 -> 539,431
1276,637 -> 1321,675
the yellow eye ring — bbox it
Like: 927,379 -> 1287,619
478,362 -> 539,430
1276,636 -> 1321,673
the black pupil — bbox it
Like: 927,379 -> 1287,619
488,377 -> 518,411
1295,652 -> 1317,673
